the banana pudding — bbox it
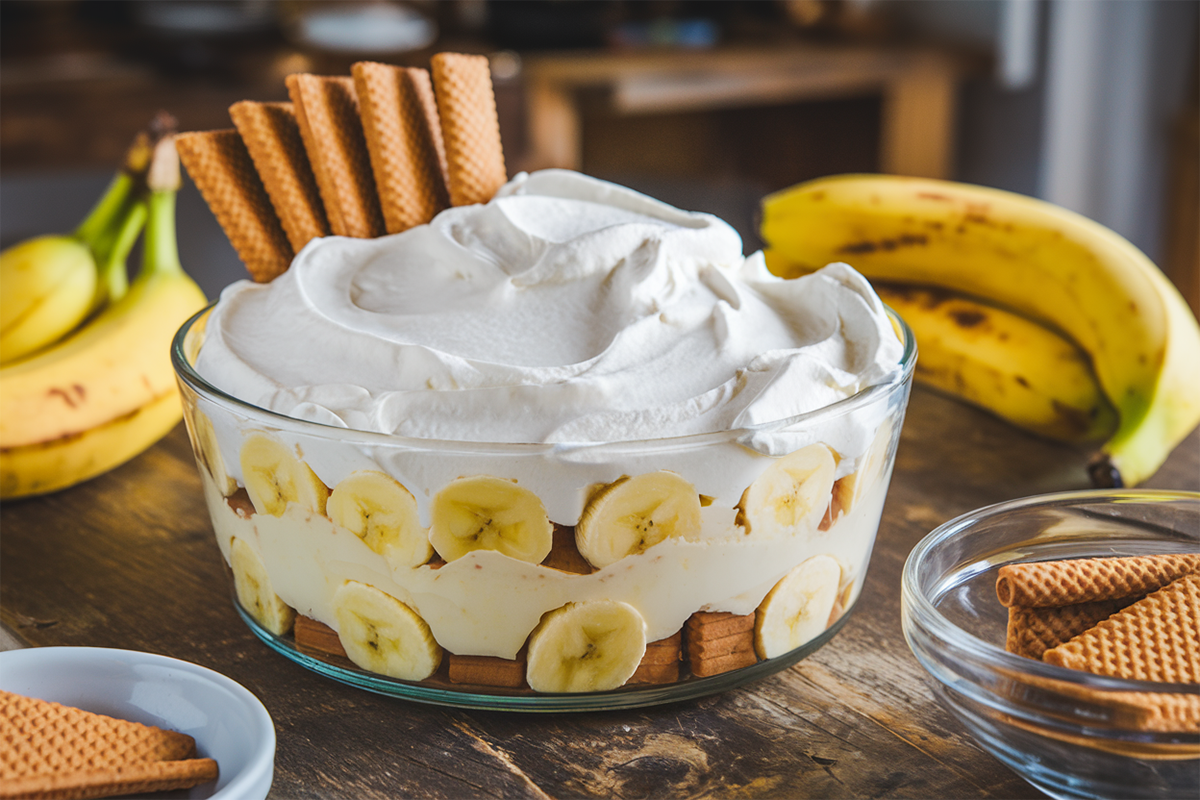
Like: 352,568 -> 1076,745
175,168 -> 914,700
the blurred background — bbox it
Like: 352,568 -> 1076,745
1,0 -> 1195,311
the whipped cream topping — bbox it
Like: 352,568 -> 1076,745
195,170 -> 904,448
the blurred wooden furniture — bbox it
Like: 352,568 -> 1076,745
523,44 -> 967,180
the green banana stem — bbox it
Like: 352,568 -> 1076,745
141,136 -> 183,279
94,200 -> 147,304
74,132 -> 152,263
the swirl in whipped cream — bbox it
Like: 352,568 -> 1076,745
195,170 -> 904,446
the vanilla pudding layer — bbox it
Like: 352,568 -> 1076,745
201,451 -> 894,660
193,170 -> 904,525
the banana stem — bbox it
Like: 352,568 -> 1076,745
74,174 -> 137,264
94,200 -> 147,306
142,189 -> 182,278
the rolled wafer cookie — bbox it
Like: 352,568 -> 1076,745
1042,573 -> 1199,682
229,100 -> 330,253
1006,597 -> 1136,659
353,62 -> 450,233
996,553 -> 1200,608
176,130 -> 293,282
430,52 -> 507,207
286,73 -> 385,238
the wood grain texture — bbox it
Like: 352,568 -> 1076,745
2,386 -> 1197,799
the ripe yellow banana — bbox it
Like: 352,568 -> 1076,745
872,283 -> 1117,443
0,136 -> 207,499
761,174 -> 1200,487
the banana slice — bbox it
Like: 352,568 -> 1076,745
187,408 -> 235,496
754,554 -> 842,660
332,580 -> 442,681
525,600 -> 648,693
429,475 -> 553,564
328,470 -> 432,569
230,537 -> 295,636
736,443 -> 836,538
833,420 -> 894,522
239,433 -> 328,518
575,471 -> 702,569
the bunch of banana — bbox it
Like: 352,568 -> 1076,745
760,174 -> 1200,487
0,132 -> 208,499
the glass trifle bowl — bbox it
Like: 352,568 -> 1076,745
170,170 -> 916,711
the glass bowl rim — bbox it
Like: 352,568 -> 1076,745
171,301 -> 917,454
901,488 -> 1200,695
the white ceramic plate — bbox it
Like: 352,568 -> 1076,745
0,647 -> 274,799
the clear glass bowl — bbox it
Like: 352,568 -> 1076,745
173,305 -> 915,711
902,490 -> 1200,800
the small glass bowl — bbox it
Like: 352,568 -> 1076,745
902,490 -> 1200,800
173,305 -> 915,711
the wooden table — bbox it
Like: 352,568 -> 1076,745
2,387 -> 1197,799
523,44 -> 969,179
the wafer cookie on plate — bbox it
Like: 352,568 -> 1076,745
176,129 -> 293,282
1006,597 -> 1136,659
286,74 -> 385,239
229,100 -> 330,253
430,53 -> 506,207
996,553 -> 1200,608
353,62 -> 450,233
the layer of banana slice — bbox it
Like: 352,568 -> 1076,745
575,470 -> 702,569
429,475 -> 553,564
736,443 -> 836,538
525,600 -> 648,693
327,470 -> 433,569
230,536 -> 296,636
188,408 -> 235,496
332,580 -> 442,681
832,419 -> 894,524
239,432 -> 329,518
754,554 -> 842,660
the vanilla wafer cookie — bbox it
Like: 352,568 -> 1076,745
430,52 -> 507,207
996,553 -> 1200,608
1006,598 -> 1135,659
1,691 -> 196,776
294,614 -> 348,659
176,130 -> 293,282
685,612 -> 757,677
447,654 -> 527,688
353,62 -> 450,233
229,100 -> 330,252
286,73 -> 385,238
1043,573 -> 1199,682
1,756 -> 219,800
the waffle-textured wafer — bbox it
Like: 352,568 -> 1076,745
1006,598 -> 1135,659
229,100 -> 330,253
447,654 -> 527,688
996,553 -> 1200,608
1043,573 -> 1199,681
685,612 -> 757,677
294,614 -> 347,659
2,757 -> 220,800
1,692 -> 196,775
430,52 -> 506,207
176,130 -> 293,282
542,526 -> 594,575
286,73 -> 385,239
353,62 -> 450,233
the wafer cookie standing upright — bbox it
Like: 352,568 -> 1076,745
286,73 -> 385,238
176,130 -> 293,282
995,553 -> 1200,607
430,52 -> 507,207
353,62 -> 450,233
229,100 -> 330,253
1042,573 -> 1200,681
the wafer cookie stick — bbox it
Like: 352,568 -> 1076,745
1043,573 -> 1200,682
286,73 -> 385,238
996,553 -> 1200,608
176,130 -> 293,282
1006,598 -> 1134,659
353,62 -> 450,233
229,100 -> 330,253
430,52 -> 507,206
